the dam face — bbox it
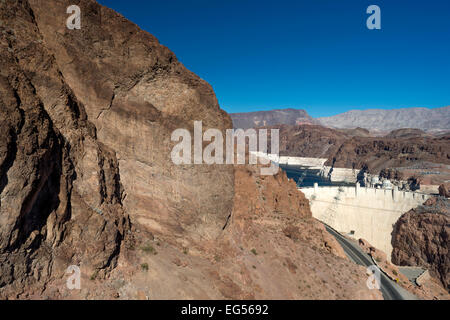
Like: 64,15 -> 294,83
300,184 -> 430,261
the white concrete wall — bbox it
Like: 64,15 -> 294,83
300,185 -> 430,261
250,152 -> 328,168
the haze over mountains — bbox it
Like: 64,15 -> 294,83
318,107 -> 450,133
231,106 -> 450,133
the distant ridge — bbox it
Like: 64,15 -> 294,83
230,106 -> 450,133
317,106 -> 450,133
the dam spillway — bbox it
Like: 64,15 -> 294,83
300,183 -> 430,261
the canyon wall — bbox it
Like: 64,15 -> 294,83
392,197 -> 449,292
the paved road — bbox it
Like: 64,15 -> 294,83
398,267 -> 426,285
324,224 -> 418,300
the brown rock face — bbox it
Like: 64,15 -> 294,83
0,0 -> 233,296
439,183 -> 450,198
0,0 -> 381,299
27,0 -> 234,242
391,198 -> 450,292
330,136 -> 450,172
0,0 -> 129,295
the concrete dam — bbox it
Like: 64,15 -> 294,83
300,184 -> 430,261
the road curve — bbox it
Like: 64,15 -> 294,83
323,224 -> 418,300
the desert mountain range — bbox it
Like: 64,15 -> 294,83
231,106 -> 450,134
318,107 -> 450,133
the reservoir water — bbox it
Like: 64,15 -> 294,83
280,164 -> 354,188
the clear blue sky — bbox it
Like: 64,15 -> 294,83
98,0 -> 450,117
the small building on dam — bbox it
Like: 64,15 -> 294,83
300,183 -> 430,261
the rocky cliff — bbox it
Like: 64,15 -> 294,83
391,198 -> 450,292
329,135 -> 450,172
0,0 -> 131,295
0,0 -> 381,299
0,0 -> 233,297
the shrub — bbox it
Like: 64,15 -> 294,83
90,270 -> 98,281
141,263 -> 149,271
141,244 -> 157,255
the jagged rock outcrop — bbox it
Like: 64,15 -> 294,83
27,0 -> 234,242
0,0 -> 130,296
391,198 -> 450,292
0,0 -> 382,299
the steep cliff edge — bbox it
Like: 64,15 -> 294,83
27,0 -> 235,242
0,0 -> 130,296
392,198 -> 450,292
1,0 -> 233,297
0,0 -> 380,299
